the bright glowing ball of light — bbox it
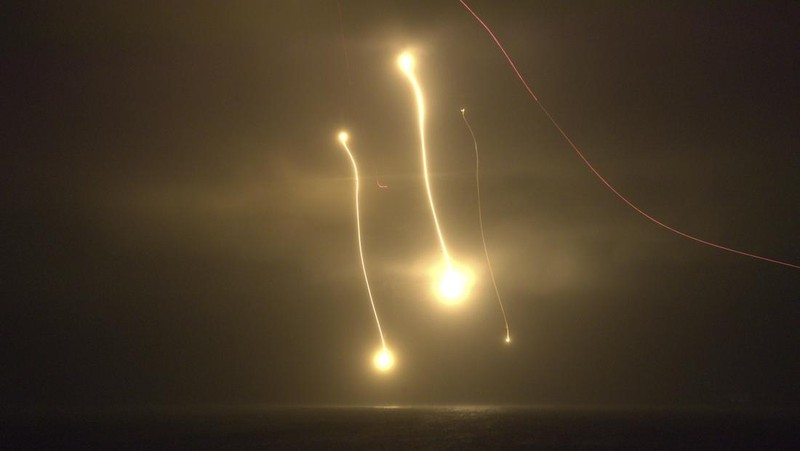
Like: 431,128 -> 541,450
437,267 -> 471,304
505,336 -> 511,344
373,348 -> 394,372
338,131 -> 349,143
398,52 -> 415,72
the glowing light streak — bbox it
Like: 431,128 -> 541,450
458,0 -> 800,271
461,108 -> 511,344
398,52 -> 473,302
397,53 -> 450,265
337,131 -> 394,371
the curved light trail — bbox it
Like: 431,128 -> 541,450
398,52 -> 473,303
461,108 -> 511,344
337,131 -> 394,372
458,0 -> 799,271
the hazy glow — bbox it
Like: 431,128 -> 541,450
399,52 -> 472,304
461,108 -> 511,343
374,347 -> 394,372
337,131 -> 388,355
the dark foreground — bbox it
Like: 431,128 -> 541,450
3,406 -> 798,449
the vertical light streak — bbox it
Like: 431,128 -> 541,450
337,131 -> 394,371
398,53 -> 452,268
461,108 -> 511,344
398,53 -> 472,303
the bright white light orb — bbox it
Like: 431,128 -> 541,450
437,267 -> 470,304
398,53 -> 414,72
505,336 -> 511,344
373,348 -> 394,372
338,131 -> 349,143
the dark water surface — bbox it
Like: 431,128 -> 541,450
3,406 -> 798,449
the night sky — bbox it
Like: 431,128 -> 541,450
4,1 -> 798,409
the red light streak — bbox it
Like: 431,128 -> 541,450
458,0 -> 799,270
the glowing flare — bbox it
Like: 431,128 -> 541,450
373,348 -> 394,372
398,52 -> 414,72
430,262 -> 474,305
337,131 -> 393,371
437,267 -> 470,303
461,108 -> 511,344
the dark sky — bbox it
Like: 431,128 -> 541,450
3,1 -> 798,408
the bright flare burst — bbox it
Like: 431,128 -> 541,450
438,266 -> 470,303
373,347 -> 395,372
461,108 -> 511,344
337,131 -> 394,372
398,52 -> 472,304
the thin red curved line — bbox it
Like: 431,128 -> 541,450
458,0 -> 798,270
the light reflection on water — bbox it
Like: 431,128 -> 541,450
5,405 -> 796,449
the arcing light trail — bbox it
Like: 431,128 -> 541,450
337,131 -> 394,372
458,0 -> 800,271
461,108 -> 511,344
398,52 -> 473,303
